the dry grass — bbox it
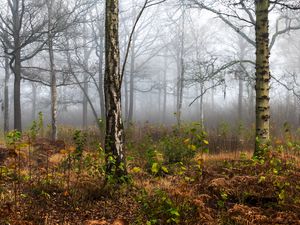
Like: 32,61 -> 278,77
199,150 -> 253,162
1,124 -> 300,224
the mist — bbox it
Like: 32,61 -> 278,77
0,0 -> 297,133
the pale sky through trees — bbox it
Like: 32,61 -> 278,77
0,0 -> 299,129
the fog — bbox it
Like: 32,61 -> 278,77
0,0 -> 299,131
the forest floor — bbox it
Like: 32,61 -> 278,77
0,125 -> 300,225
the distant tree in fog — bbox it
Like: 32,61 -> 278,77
46,0 -> 58,141
2,51 -> 10,132
0,0 -> 49,131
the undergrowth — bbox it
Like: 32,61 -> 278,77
0,122 -> 299,224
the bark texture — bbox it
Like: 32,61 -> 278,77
127,34 -> 135,124
4,56 -> 10,132
47,0 -> 58,141
98,34 -> 105,121
104,0 -> 127,178
176,5 -> 185,127
11,0 -> 22,131
32,83 -> 37,121
254,0 -> 270,157
13,49 -> 22,131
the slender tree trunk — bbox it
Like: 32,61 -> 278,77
173,81 -> 176,115
163,54 -> 167,123
82,22 -> 90,129
124,72 -> 129,120
11,0 -> 22,131
13,49 -> 22,131
176,5 -> 185,127
4,56 -> 10,132
237,36 -> 246,124
32,83 -> 37,122
128,33 -> 135,124
66,39 -> 100,130
293,94 -> 297,125
254,0 -> 270,157
47,0 -> 58,141
122,35 -> 129,120
211,86 -> 215,115
105,0 -> 127,178
238,72 -> 244,123
82,78 -> 88,129
83,58 -> 89,129
98,34 -> 105,120
127,4 -> 137,125
200,83 -> 204,126
158,75 -> 162,123
285,88 -> 290,122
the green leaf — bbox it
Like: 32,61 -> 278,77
187,144 -> 197,151
258,176 -> 266,183
170,209 -> 180,216
161,166 -> 169,173
287,141 -> 293,148
127,156 -> 134,161
279,190 -> 285,200
203,148 -> 209,153
203,140 -> 209,145
151,163 -> 159,174
132,167 -> 141,173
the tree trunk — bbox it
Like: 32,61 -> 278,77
122,35 -> 129,121
124,71 -> 129,120
83,74 -> 88,129
200,83 -> 204,126
128,33 -> 135,124
238,72 -> 243,123
158,74 -> 162,123
32,83 -> 37,122
176,5 -> 185,127
47,0 -> 58,141
104,0 -> 127,178
254,0 -> 270,158
82,22 -> 90,129
127,54 -> 134,124
211,86 -> 215,115
11,0 -> 22,131
13,49 -> 22,131
237,36 -> 246,124
163,53 -> 167,123
4,56 -> 10,132
66,39 -> 100,131
285,88 -> 290,122
99,34 -> 105,121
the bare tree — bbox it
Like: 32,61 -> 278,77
0,0 -> 50,131
46,0 -> 58,141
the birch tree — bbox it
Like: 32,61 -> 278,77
104,0 -> 127,178
254,0 -> 270,156
46,0 -> 58,141
190,0 -> 300,158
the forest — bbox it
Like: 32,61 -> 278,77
0,0 -> 300,224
